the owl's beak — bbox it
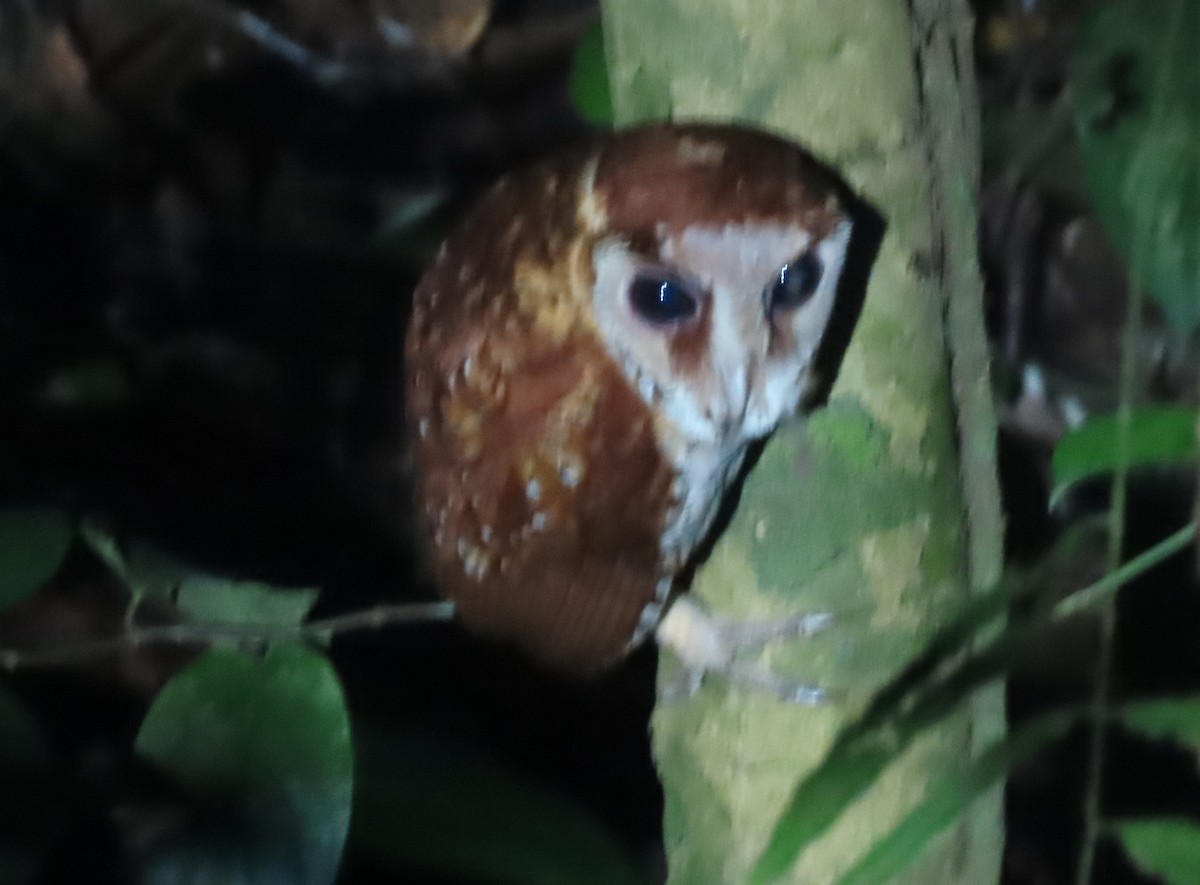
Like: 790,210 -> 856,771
737,359 -> 759,429
715,361 -> 755,438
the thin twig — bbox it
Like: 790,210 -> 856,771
0,600 -> 456,671
1052,522 -> 1195,623
1074,285 -> 1146,885
178,0 -> 361,88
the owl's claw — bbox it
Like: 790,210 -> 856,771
654,597 -> 831,705
722,662 -> 829,705
716,611 -> 833,648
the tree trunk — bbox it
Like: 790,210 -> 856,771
599,0 -> 1006,882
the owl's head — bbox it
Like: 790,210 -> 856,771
580,125 -> 854,455
406,124 -> 869,669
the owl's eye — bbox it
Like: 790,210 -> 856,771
767,249 -> 823,311
628,272 -> 700,325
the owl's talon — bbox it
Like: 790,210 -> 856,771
654,598 -> 831,705
723,662 -> 829,706
716,610 -> 834,650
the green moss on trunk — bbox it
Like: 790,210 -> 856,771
600,0 -> 1005,882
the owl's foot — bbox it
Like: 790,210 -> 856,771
654,597 -> 831,705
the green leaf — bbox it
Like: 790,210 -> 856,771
836,713 -> 1076,885
748,518 -> 1196,885
135,645 -> 352,885
1072,0 -> 1200,337
1051,407 -> 1197,506
1122,696 -> 1200,750
78,530 -> 200,599
749,740 -> 897,885
1116,818 -> 1200,885
746,589 -> 1018,885
570,21 -> 614,126
351,727 -> 653,885
174,576 -> 318,629
78,519 -> 127,578
0,508 -> 74,610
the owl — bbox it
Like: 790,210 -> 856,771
406,123 -> 867,682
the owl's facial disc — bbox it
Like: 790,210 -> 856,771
590,217 -> 853,451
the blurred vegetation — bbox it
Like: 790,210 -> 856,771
0,1 -> 662,882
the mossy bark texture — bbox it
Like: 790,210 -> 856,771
600,1 -> 1004,883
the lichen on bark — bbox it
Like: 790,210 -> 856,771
600,0 -> 1004,882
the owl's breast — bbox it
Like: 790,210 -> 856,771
657,437 -> 752,575
408,321 -> 679,670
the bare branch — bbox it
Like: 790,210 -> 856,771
0,600 -> 456,671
